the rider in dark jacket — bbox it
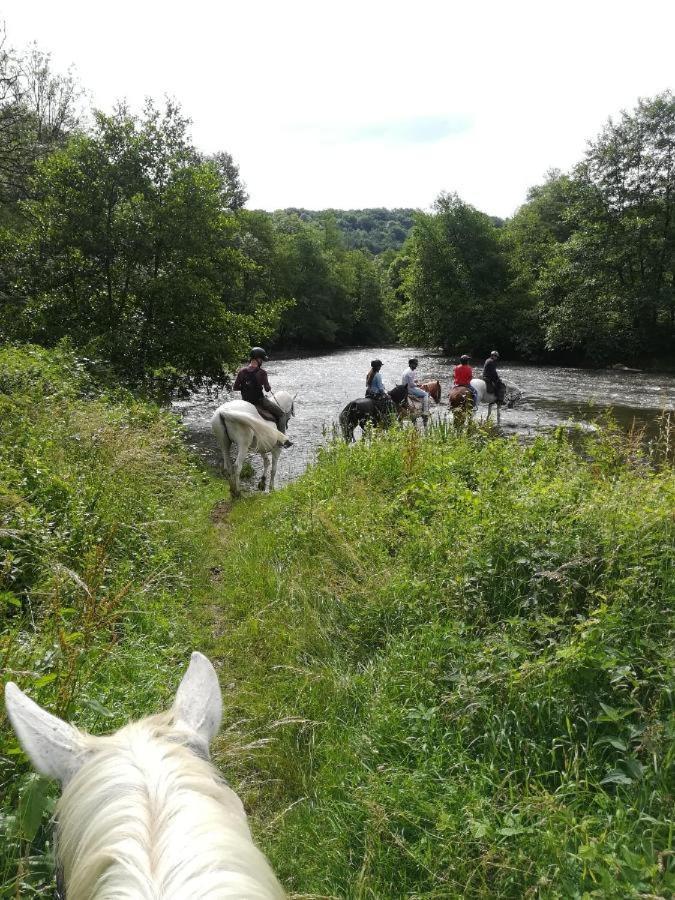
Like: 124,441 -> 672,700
233,348 -> 293,447
482,350 -> 506,403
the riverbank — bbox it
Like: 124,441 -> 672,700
1,346 -> 673,897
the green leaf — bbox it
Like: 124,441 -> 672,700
33,673 -> 57,688
596,736 -> 628,751
19,774 -> 52,841
600,768 -> 633,785
80,697 -> 115,718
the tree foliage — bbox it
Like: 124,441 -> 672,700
504,93 -> 675,363
2,102 -> 285,382
396,193 -> 526,355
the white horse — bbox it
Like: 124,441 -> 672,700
211,391 -> 295,497
4,652 -> 285,900
470,378 -> 523,425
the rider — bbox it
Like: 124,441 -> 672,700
365,359 -> 386,398
365,359 -> 394,413
482,350 -> 506,403
454,354 -> 478,409
401,358 -> 430,414
233,347 -> 293,447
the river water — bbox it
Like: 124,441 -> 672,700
173,348 -> 675,487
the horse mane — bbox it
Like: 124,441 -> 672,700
388,383 -> 408,404
56,712 -> 284,900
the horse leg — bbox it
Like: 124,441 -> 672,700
496,404 -> 501,427
258,452 -> 270,491
232,437 -> 250,498
269,446 -> 281,491
339,405 -> 355,442
213,414 -> 234,481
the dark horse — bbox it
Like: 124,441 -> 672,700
339,384 -> 408,441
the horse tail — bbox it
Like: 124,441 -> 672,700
339,402 -> 357,442
210,410 -> 229,450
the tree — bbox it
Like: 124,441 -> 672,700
537,93 -> 675,362
0,33 -> 82,209
400,193 -> 515,354
6,101 -> 283,382
201,150 -> 248,211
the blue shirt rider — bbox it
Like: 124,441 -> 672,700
366,359 -> 387,399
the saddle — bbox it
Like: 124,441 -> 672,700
255,407 -> 276,423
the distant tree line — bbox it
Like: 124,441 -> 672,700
0,25 -> 672,379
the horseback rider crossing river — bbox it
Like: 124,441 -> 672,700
482,350 -> 506,404
401,358 -> 430,414
233,348 -> 293,448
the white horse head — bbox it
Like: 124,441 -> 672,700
5,653 -> 285,899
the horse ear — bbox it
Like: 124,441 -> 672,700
172,652 -> 222,746
4,682 -> 88,785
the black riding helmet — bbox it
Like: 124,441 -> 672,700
370,359 -> 383,370
460,354 -> 471,363
250,347 -> 268,361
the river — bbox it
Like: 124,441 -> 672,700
173,348 -> 675,487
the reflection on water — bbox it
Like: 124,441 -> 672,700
173,348 -> 675,487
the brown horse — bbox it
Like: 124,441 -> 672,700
405,379 -> 441,427
448,384 -> 475,426
419,380 -> 441,403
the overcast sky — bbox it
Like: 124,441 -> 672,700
3,0 -> 674,216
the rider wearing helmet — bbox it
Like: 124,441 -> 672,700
482,350 -> 505,403
233,348 -> 293,447
453,354 -> 478,408
365,359 -> 395,414
401,358 -> 430,414
365,359 -> 386,398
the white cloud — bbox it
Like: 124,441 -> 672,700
3,0 -> 674,215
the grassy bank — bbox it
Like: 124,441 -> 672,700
0,345 -> 227,895
202,421 -> 674,898
1,345 -> 673,898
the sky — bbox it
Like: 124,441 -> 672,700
2,0 -> 674,217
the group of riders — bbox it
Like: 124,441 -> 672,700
233,347 -> 506,447
233,346 -> 507,441
365,350 -> 506,414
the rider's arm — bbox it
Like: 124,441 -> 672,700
233,370 -> 243,391
260,370 -> 271,392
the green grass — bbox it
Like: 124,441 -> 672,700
1,345 -> 673,898
200,421 -> 674,899
0,344 -> 229,896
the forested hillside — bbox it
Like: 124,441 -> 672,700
283,207 -> 416,254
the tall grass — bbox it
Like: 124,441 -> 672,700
0,345 -> 226,896
199,420 -> 674,898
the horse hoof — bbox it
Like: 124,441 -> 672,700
258,479 -> 266,491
